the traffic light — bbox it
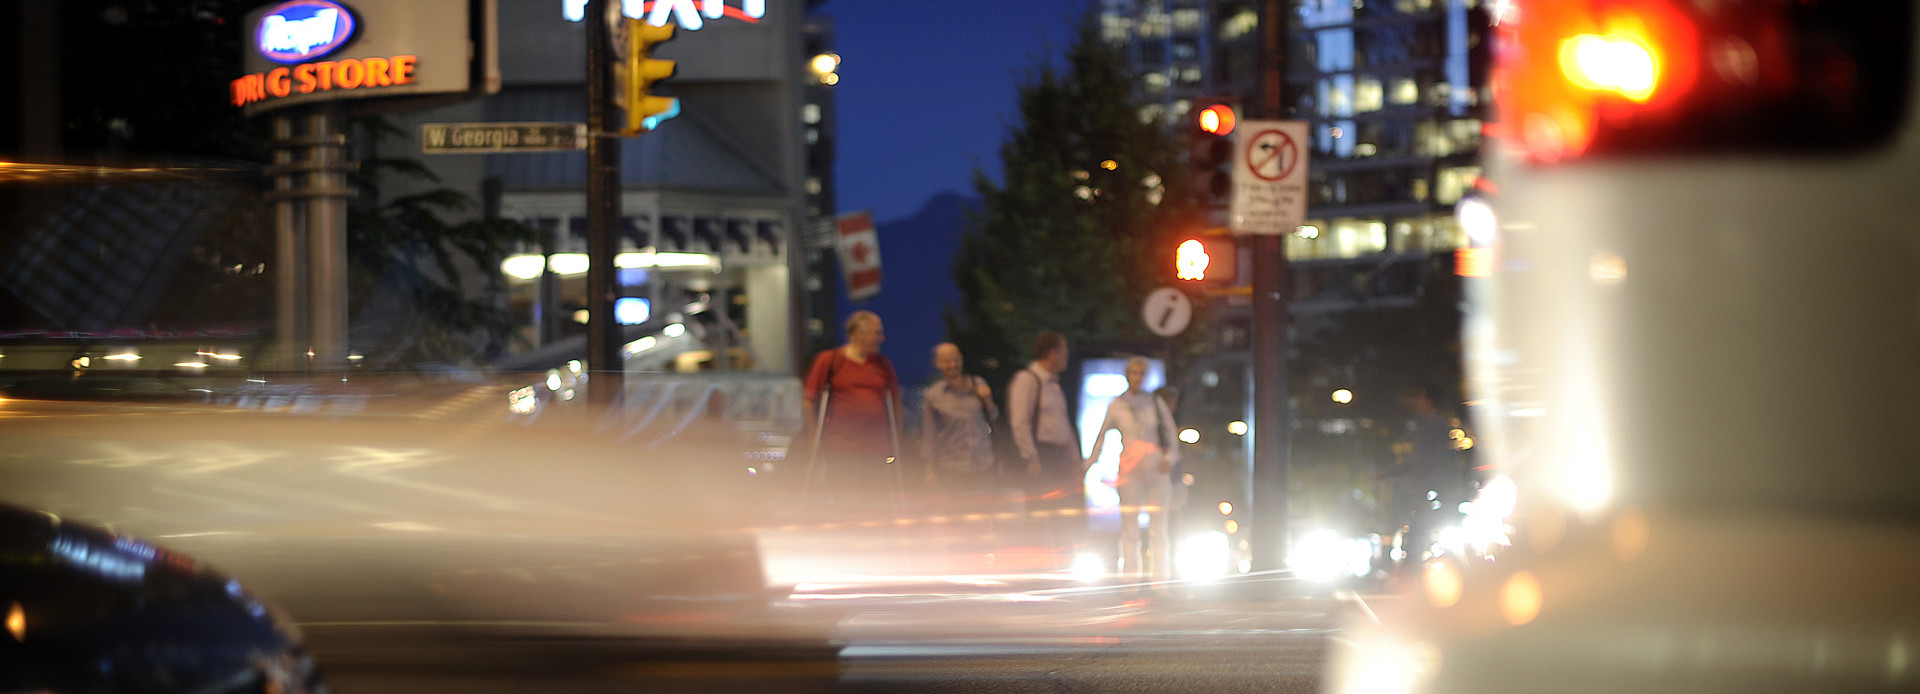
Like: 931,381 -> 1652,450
616,18 -> 677,136
1175,234 -> 1237,285
1189,102 -> 1237,208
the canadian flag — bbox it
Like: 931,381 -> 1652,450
836,211 -> 882,302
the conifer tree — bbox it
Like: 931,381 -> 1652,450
947,17 -> 1194,387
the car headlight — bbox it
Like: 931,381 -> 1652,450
1330,634 -> 1442,694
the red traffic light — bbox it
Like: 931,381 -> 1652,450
1197,104 -> 1236,136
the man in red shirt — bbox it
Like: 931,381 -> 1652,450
803,310 -> 903,499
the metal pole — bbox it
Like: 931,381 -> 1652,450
306,104 -> 348,369
1250,0 -> 1293,573
804,389 -> 832,503
585,0 -> 624,408
272,116 -> 305,369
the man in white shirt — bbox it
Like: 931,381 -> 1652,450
1007,331 -> 1083,553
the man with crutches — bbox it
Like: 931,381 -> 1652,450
801,311 -> 905,510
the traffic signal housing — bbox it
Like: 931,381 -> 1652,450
1189,102 -> 1237,209
1175,234 -> 1237,286
616,19 -> 677,136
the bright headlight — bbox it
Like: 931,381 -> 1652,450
1176,531 -> 1230,581
1331,635 -> 1442,694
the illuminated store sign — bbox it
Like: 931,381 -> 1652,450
256,0 -> 357,63
564,0 -> 765,30
232,55 -> 416,107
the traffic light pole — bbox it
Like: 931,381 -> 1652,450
1250,0 -> 1292,574
586,0 -> 624,409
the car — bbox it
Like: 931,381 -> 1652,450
0,502 -> 326,694
1327,1 -> 1920,692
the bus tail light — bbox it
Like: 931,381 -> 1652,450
1494,0 -> 1911,163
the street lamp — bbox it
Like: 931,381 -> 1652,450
1332,388 -> 1354,404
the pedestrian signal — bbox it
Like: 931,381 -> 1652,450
1175,236 -> 1236,284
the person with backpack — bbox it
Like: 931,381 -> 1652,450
919,343 -> 998,494
802,310 -> 903,499
1084,356 -> 1181,587
1007,331 -> 1084,557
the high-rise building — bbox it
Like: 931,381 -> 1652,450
1105,0 -> 1492,309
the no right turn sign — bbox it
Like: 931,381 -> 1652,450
1230,120 -> 1309,235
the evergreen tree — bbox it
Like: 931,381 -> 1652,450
344,117 -> 537,367
946,16 -> 1195,387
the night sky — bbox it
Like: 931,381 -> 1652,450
820,0 -> 1090,223
817,0 -> 1091,388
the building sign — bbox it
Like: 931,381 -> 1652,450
232,56 -> 417,107
565,0 -> 765,30
234,0 -> 494,114
256,1 -> 358,64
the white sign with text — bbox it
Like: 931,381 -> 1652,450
1229,119 -> 1309,236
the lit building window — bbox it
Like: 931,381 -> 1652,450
1436,166 -> 1482,205
1138,103 -> 1166,125
806,177 -> 822,195
806,128 -> 819,145
1144,72 -> 1171,93
1219,9 -> 1257,40
1172,8 -> 1202,32
1181,67 -> 1202,83
1392,78 -> 1419,105
1355,77 -> 1383,112
802,103 -> 821,124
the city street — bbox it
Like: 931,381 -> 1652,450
0,396 -> 1351,692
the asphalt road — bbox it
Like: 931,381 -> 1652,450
0,395 -> 1348,692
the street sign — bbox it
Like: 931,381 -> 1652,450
421,122 -> 587,153
1229,119 -> 1309,235
1142,287 -> 1194,337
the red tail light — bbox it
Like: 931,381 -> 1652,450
1494,0 -> 1911,163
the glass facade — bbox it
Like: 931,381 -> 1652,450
1288,0 -> 1488,262
1103,0 -> 1490,265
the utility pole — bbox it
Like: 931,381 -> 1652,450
585,0 -> 623,409
1250,0 -> 1293,573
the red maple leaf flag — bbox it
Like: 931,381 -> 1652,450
836,211 -> 882,302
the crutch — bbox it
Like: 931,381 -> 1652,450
883,395 -> 907,516
802,387 -> 832,504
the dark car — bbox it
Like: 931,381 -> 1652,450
0,503 -> 325,694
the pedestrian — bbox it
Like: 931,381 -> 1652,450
802,310 -> 903,499
1084,357 -> 1180,586
1007,331 -> 1084,556
920,343 -> 999,493
1375,384 -> 1466,581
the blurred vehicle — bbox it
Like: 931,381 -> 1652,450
1329,1 -> 1920,692
0,502 -> 325,694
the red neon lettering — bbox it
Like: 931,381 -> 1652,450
295,64 -> 317,93
392,55 -> 416,85
364,57 -> 391,87
335,59 -> 364,89
267,67 -> 292,98
252,74 -> 267,102
313,61 -> 336,90
231,77 -> 249,106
